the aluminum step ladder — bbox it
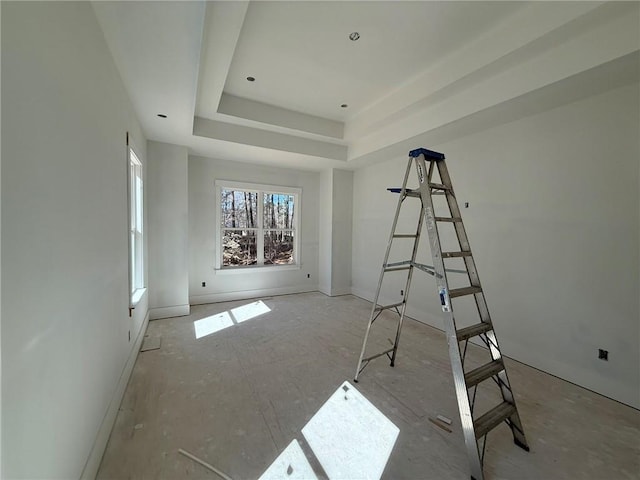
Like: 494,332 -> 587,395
353,148 -> 529,480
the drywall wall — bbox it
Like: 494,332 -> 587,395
0,4 -> 3,473
352,83 -> 640,408
189,156 -> 320,304
318,168 -> 354,296
331,169 -> 353,295
319,169 -> 333,295
2,2 -> 148,478
147,141 -> 190,319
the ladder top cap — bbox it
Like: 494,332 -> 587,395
409,148 -> 445,160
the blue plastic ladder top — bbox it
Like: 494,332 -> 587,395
409,147 -> 445,161
388,148 -> 446,193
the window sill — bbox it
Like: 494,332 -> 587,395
214,264 -> 301,275
130,288 -> 147,307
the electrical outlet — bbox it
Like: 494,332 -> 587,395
128,330 -> 131,342
464,202 -> 469,208
400,290 -> 404,296
202,281 -> 206,287
598,349 -> 608,361
307,273 -> 310,278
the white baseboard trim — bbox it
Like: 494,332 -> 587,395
190,285 -> 318,305
80,310 -> 150,480
318,284 -> 331,296
330,286 -> 352,296
149,304 -> 190,320
350,286 -> 374,303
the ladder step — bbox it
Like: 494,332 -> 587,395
387,188 -> 421,198
434,216 -> 462,222
429,183 -> 451,191
449,286 -> 482,298
442,251 -> 472,258
474,401 -> 516,439
465,359 -> 504,388
375,302 -> 404,312
393,234 -> 418,238
384,266 -> 411,272
456,322 -> 493,341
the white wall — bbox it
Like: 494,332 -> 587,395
331,170 -> 353,296
352,83 -> 640,408
319,169 -> 333,295
0,3 -> 3,472
318,168 -> 353,296
2,3 -> 149,478
189,156 -> 320,304
147,141 -> 190,320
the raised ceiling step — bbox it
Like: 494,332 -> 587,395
449,286 -> 482,298
465,359 -> 504,388
474,401 -> 516,439
456,322 -> 493,342
442,251 -> 472,258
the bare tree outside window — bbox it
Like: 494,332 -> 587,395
263,193 -> 295,265
221,189 -> 258,266
220,186 -> 297,268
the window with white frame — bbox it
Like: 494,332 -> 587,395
216,181 -> 300,269
129,147 -> 144,293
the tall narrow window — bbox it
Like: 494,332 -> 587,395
216,181 -> 300,269
129,147 -> 144,293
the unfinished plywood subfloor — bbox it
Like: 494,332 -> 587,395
97,292 -> 639,479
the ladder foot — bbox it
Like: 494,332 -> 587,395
514,438 -> 530,452
353,378 -> 359,383
389,361 -> 395,367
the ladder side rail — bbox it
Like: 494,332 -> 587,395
435,161 -> 490,321
436,161 -> 529,451
484,332 -> 529,448
390,202 -> 426,366
415,154 -> 484,480
354,157 -> 414,382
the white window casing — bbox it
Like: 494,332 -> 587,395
128,145 -> 144,300
215,180 -> 302,273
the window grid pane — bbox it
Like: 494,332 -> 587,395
263,193 -> 295,230
264,229 -> 294,265
223,229 -> 257,266
221,189 -> 258,228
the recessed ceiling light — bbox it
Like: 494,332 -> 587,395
341,104 -> 348,108
349,32 -> 360,41
157,114 -> 167,118
246,76 -> 256,82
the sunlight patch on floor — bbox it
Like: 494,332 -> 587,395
193,312 -> 234,339
258,439 -> 317,480
193,300 -> 272,339
258,381 -> 399,479
302,381 -> 399,480
232,300 -> 271,323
